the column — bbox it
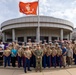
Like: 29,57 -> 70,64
60,29 -> 63,40
69,32 -> 72,40
49,36 -> 51,42
12,29 -> 15,41
57,37 -> 59,40
2,32 -> 5,43
36,27 -> 40,43
24,36 -> 27,43
67,34 -> 69,40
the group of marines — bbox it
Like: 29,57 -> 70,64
2,39 -> 76,73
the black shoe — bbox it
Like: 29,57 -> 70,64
54,66 -> 56,68
24,71 -> 27,73
28,69 -> 32,71
60,67 -> 61,68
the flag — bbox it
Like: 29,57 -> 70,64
19,1 -> 38,15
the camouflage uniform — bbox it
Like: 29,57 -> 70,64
24,46 -> 32,73
22,46 -> 25,68
51,46 -> 57,68
32,45 -> 37,68
41,44 -> 47,68
34,45 -> 43,72
46,45 -> 52,68
17,47 -> 22,67
3,47 -> 11,67
56,46 -> 62,67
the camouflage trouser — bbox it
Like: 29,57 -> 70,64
36,58 -> 42,72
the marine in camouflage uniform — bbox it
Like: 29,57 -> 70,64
55,43 -> 59,50
17,46 -> 22,68
41,44 -> 47,68
24,46 -> 32,73
33,45 -> 43,72
46,45 -> 52,68
29,46 -> 33,67
51,46 -> 57,68
12,41 -> 19,50
56,45 -> 62,68
27,39 -> 32,47
22,46 -> 26,68
32,44 -> 37,68
3,46 -> 11,67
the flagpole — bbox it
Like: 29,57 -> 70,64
37,0 -> 40,43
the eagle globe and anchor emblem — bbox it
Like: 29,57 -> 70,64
25,3 -> 34,13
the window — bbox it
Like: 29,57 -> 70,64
7,39 -> 12,42
27,36 -> 36,42
51,37 -> 57,41
18,37 -> 24,42
40,36 -> 49,43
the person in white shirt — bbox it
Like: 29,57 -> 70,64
0,42 -> 4,50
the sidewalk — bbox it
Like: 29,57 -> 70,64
0,66 -> 76,75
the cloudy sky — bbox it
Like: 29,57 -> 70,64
0,0 -> 76,28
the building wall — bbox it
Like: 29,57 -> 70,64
6,28 -> 69,42
1,16 -> 73,32
1,16 -> 73,42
